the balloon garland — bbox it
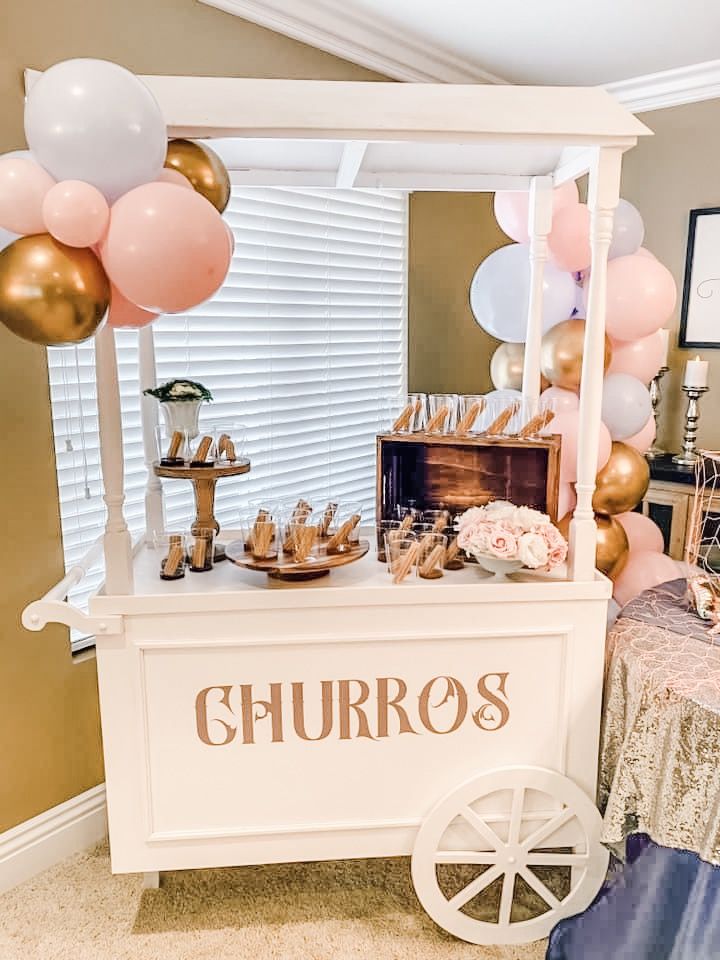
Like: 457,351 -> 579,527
472,184 -> 681,605
0,58 -> 233,344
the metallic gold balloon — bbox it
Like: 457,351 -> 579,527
165,139 -> 231,214
0,235 -> 110,346
540,318 -> 612,391
592,441 -> 650,516
557,511 -> 629,579
490,341 -> 525,390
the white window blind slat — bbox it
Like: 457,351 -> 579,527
48,187 -> 406,629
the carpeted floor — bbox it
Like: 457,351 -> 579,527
0,843 -> 548,960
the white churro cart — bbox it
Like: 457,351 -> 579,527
23,77 -> 650,945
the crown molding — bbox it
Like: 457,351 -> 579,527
198,0 -> 506,84
604,60 -> 720,113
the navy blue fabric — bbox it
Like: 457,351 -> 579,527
546,835 -> 720,960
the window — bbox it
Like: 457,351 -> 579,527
48,187 -> 407,624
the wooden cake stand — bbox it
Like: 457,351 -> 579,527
153,459 -> 251,560
225,538 -> 369,580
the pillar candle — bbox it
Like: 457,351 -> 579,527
683,355 -> 709,389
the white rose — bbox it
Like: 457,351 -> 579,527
170,382 -> 199,397
456,506 -> 488,531
517,532 -> 549,569
515,506 -> 548,531
483,500 -> 515,521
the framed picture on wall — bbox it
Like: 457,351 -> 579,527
680,207 -> 720,348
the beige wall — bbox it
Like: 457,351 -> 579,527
409,193 -> 509,393
621,100 -> 720,453
0,0 -> 383,833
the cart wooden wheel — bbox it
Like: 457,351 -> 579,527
411,766 -> 609,945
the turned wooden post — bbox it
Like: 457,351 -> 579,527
569,147 -> 621,581
522,176 -> 553,402
138,324 -> 165,542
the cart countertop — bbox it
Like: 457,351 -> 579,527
88,528 -> 612,616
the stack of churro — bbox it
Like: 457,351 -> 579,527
426,405 -> 450,433
282,499 -> 312,553
444,536 -> 464,570
163,431 -> 185,464
418,543 -> 445,579
326,513 -> 361,555
319,502 -> 338,538
455,400 -> 484,435
485,401 -> 520,437
190,534 -> 212,572
518,408 -> 555,438
290,523 -> 318,563
160,534 -> 185,580
251,519 -> 277,560
392,403 -> 415,432
191,435 -> 215,466
391,541 -> 419,584
218,433 -> 237,460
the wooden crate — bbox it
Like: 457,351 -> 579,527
376,433 -> 561,522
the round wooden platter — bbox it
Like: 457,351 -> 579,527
153,458 -> 251,480
225,537 -> 370,581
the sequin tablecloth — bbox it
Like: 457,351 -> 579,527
599,578 -> 720,864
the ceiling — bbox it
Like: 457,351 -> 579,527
335,0 -> 720,85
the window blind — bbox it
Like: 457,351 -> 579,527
48,187 -> 407,621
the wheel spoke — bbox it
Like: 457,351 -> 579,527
518,866 -> 561,910
525,852 -> 590,867
498,869 -> 517,927
434,850 -> 497,865
509,787 -> 524,845
447,863 -> 504,911
521,806 -> 575,851
460,805 -> 502,851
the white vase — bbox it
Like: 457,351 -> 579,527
474,554 -> 524,581
160,400 -> 203,440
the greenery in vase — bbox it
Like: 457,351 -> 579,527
143,379 -> 213,403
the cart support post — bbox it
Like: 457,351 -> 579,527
95,325 -> 134,595
139,324 -> 165,543
569,146 -> 621,581
522,176 -> 553,401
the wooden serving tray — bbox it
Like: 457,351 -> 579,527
225,538 -> 370,581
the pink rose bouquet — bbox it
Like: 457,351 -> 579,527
455,500 -> 567,571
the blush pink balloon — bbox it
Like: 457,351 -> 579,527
107,284 -> 158,329
494,181 -> 579,244
101,183 -> 231,314
608,330 -> 665,384
635,247 -> 656,260
558,482 -> 577,520
542,410 -> 611,482
541,385 -> 580,414
616,512 -> 664,554
613,550 -> 683,607
156,168 -> 193,189
548,203 -> 591,273
0,156 -> 55,234
623,415 -> 656,454
589,254 -> 677,342
42,180 -> 109,248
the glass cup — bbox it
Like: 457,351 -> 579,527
515,397 -> 558,439
280,499 -> 314,554
285,513 -> 321,563
477,396 -> 522,437
444,531 -> 465,570
153,532 -> 187,581
155,424 -> 189,466
376,519 -> 402,563
416,532 -> 448,580
408,393 -> 428,433
422,509 -> 452,534
188,529 -> 215,572
385,535 -> 420,584
241,511 -> 278,561
189,431 -> 217,467
316,499 -> 340,540
209,421 -> 247,463
456,395 -> 486,434
326,501 -> 362,554
427,394 -> 458,434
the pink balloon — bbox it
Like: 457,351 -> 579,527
590,254 -> 677,342
608,330 -> 665,384
494,181 -> 579,244
635,247 -> 656,260
541,386 -> 579,414
613,549 -> 683,607
42,180 -> 109,248
0,156 -> 55,234
101,183 -> 231,313
107,284 -> 158,329
616,512 -> 664,554
225,222 -> 235,258
156,168 -> 193,189
623,415 -> 656,454
558,481 -> 577,519
542,410 -> 611,482
548,203 -> 591,273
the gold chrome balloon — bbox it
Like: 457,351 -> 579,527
490,341 -> 525,391
540,318 -> 611,391
556,511 -> 629,578
165,139 -> 231,214
0,235 -> 110,346
592,441 -> 650,516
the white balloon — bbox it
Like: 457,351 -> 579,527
0,226 -> 19,251
25,59 -> 167,203
601,373 -> 652,440
609,199 -> 645,259
470,243 -> 576,343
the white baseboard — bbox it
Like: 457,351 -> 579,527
0,784 -> 107,894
